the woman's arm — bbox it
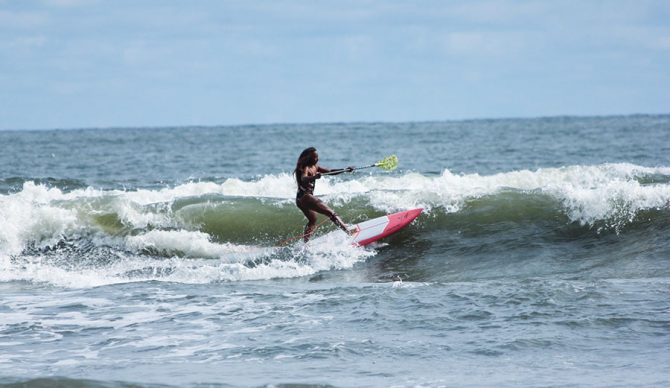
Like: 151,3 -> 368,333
300,168 -> 321,184
317,166 -> 354,175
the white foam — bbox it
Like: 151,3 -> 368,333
146,232 -> 373,284
0,231 -> 372,288
306,230 -> 376,271
318,163 -> 670,226
0,255 -> 123,288
0,183 -> 81,257
125,230 -> 268,261
2,163 -> 669,287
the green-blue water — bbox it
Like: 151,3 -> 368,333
1,115 -> 670,387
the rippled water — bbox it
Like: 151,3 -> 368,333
1,115 -> 669,386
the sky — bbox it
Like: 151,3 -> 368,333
1,0 -> 669,130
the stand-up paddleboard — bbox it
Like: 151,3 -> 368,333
349,208 -> 423,246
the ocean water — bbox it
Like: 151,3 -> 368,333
1,115 -> 669,387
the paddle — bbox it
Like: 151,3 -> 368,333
321,154 -> 398,175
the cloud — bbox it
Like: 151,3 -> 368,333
42,0 -> 98,7
441,31 -> 531,58
8,35 -> 47,49
1,0 -> 669,129
446,1 -> 550,24
652,34 -> 670,50
0,10 -> 47,28
608,26 -> 670,51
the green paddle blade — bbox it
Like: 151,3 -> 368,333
375,154 -> 398,171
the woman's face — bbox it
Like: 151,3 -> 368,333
311,151 -> 319,165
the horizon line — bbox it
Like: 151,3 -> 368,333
1,112 -> 668,132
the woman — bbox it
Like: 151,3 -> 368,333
294,147 -> 354,242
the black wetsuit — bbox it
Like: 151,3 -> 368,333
294,168 -> 349,238
296,173 -> 315,200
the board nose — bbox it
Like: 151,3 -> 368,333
407,208 -> 423,218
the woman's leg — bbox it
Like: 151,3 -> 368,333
297,200 -> 319,242
299,195 -> 350,233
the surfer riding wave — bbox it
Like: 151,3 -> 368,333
294,147 -> 354,242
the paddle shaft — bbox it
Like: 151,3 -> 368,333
320,164 -> 376,176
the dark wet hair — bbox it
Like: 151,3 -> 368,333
294,147 -> 317,184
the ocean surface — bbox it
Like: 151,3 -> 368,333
1,115 -> 669,387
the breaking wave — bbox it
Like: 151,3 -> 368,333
1,163 -> 669,287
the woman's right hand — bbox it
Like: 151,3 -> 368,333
315,173 -> 322,179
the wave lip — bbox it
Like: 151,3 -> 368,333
316,163 -> 670,230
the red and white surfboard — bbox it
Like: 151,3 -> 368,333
350,208 -> 423,246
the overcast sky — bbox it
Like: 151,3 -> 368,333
1,0 -> 669,130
